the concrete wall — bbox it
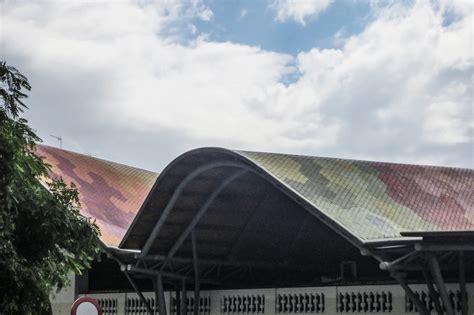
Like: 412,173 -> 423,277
48,283 -> 474,315
50,273 -> 76,315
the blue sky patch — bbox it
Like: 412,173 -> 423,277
188,0 -> 374,55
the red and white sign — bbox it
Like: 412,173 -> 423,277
71,297 -> 102,315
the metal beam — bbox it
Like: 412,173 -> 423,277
427,254 -> 455,315
364,238 -> 422,248
359,247 -> 386,264
124,264 -> 220,285
138,162 -> 252,262
192,231 -> 200,315
125,265 -> 185,280
141,255 -> 295,270
392,273 -> 429,315
123,271 -> 154,315
459,251 -> 468,315
365,244 -> 414,252
107,246 -> 141,255
415,243 -> 474,251
161,169 -> 247,269
379,251 -> 418,271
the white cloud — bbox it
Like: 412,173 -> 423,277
1,0 -> 472,169
283,0 -> 473,166
198,8 -> 213,21
424,101 -> 471,144
270,0 -> 333,25
2,0 -> 328,162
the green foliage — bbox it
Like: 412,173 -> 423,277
0,61 -> 101,314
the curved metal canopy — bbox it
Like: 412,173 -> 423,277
111,148 -> 473,290
122,147 -> 474,250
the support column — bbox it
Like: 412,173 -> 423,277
421,267 -> 443,315
427,254 -> 455,315
175,284 -> 181,315
392,273 -> 429,315
157,274 -> 167,315
153,277 -> 159,315
192,231 -> 200,315
459,251 -> 468,315
123,271 -> 154,315
181,279 -> 187,315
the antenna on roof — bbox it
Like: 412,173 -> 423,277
50,135 -> 62,149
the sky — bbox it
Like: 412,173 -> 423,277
1,0 -> 473,171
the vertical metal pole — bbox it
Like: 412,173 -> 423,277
393,274 -> 429,315
181,279 -> 187,315
422,268 -> 443,315
175,284 -> 181,315
459,251 -> 468,315
123,271 -> 154,315
428,254 -> 455,315
192,231 -> 200,315
157,274 -> 167,315
153,277 -> 159,315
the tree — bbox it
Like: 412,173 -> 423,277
0,61 -> 101,314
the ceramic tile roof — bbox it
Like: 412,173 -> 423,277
36,144 -> 158,246
36,144 -> 474,247
238,151 -> 474,241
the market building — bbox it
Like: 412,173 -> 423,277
37,144 -> 474,315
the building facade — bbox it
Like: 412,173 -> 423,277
38,145 -> 474,315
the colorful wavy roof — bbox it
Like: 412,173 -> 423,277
37,144 -> 473,248
123,148 -> 474,249
36,144 -> 158,246
239,151 -> 474,241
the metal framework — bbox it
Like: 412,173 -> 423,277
367,241 -> 472,315
103,160 -> 473,315
108,239 -> 473,315
117,163 -> 255,315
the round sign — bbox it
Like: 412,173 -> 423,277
71,297 -> 102,315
